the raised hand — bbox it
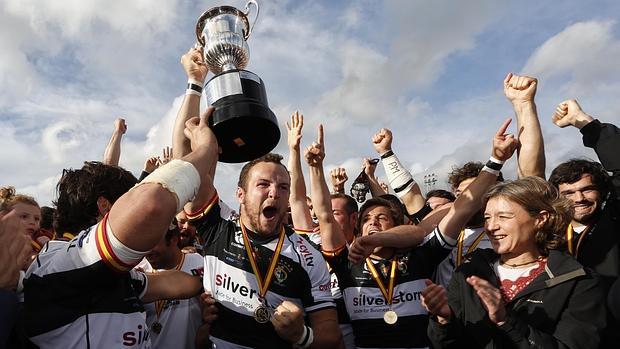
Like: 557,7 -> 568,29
372,128 -> 393,155
114,118 -> 127,134
421,279 -> 452,324
0,213 -> 32,289
158,146 -> 173,166
184,107 -> 218,152
551,99 -> 594,129
286,111 -> 304,150
181,47 -> 209,83
144,157 -> 159,173
492,118 -> 519,162
363,158 -> 378,178
329,167 -> 348,194
466,276 -> 506,325
503,72 -> 537,103
304,124 -> 325,167
271,300 -> 305,343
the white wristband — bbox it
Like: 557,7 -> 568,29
294,325 -> 313,349
185,89 -> 202,96
138,159 -> 201,212
381,151 -> 415,198
482,166 -> 500,176
187,78 -> 204,86
489,156 -> 505,165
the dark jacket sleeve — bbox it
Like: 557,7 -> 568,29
581,119 -> 620,200
498,273 -> 607,349
427,273 -> 467,349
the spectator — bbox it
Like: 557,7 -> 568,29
0,186 -> 40,254
424,176 -> 607,348
549,99 -> 620,346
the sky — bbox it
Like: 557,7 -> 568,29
2,0 -> 620,207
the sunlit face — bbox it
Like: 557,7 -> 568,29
176,211 -> 196,248
558,174 -> 601,224
331,197 -> 357,241
237,162 -> 290,236
426,196 -> 452,210
360,205 -> 395,237
1,203 -> 41,238
484,197 -> 542,259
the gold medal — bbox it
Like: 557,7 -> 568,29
240,218 -> 286,323
366,258 -> 399,326
253,304 -> 271,323
383,310 -> 398,325
151,322 -> 162,334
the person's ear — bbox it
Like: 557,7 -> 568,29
97,197 -> 112,217
236,187 -> 244,204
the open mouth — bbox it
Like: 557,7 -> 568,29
490,234 -> 507,241
262,206 -> 277,220
367,229 -> 380,236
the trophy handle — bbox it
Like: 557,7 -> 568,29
244,0 -> 259,39
195,10 -> 209,47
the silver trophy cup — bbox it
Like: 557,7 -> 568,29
195,0 -> 279,163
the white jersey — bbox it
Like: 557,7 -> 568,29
22,216 -> 151,348
191,195 -> 335,348
144,253 -> 204,349
435,227 -> 491,287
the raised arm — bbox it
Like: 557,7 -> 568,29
305,125 -> 346,252
372,128 -> 425,214
329,167 -> 348,194
504,72 -> 545,179
172,47 -> 208,159
552,99 -> 620,198
363,158 -> 388,197
437,118 -> 518,239
108,108 -> 218,253
102,118 -> 127,166
286,111 -> 314,230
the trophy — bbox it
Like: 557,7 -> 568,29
195,0 -> 280,163
350,159 -> 380,203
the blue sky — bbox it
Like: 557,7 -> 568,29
2,0 -> 620,207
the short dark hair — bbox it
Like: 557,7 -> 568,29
237,153 -> 288,191
549,159 -> 611,197
40,206 -> 55,231
448,161 -> 503,190
426,189 -> 456,202
330,193 -> 358,215
357,197 -> 404,233
165,218 -> 180,246
54,162 -> 137,234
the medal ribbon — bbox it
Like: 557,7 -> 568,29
154,253 -> 185,319
240,217 -> 286,299
456,229 -> 486,267
365,258 -> 397,306
566,224 -> 589,257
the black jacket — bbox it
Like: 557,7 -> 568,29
428,249 -> 607,348
577,119 -> 620,289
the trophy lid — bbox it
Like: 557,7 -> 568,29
196,6 -> 251,46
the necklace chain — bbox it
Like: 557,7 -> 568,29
500,256 -> 544,268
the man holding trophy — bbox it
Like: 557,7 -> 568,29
172,1 -> 343,348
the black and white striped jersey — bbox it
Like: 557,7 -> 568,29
327,229 -> 453,349
190,194 -> 335,349
22,216 -> 150,349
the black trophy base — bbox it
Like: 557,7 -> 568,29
206,69 -> 280,163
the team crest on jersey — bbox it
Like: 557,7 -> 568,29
397,255 -> 409,275
233,230 -> 244,247
273,260 -> 293,286
274,265 -> 288,284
